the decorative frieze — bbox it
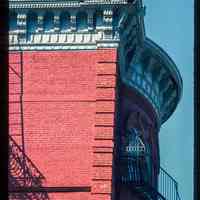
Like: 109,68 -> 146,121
9,32 -> 106,48
9,6 -> 136,48
9,0 -> 140,49
9,0 -> 130,10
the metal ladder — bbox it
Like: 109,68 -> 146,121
9,51 -> 26,186
8,51 -> 49,200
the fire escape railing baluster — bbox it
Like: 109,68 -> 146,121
9,135 -> 49,199
118,153 -> 182,200
158,167 -> 182,200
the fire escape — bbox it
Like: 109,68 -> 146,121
116,118 -> 182,200
117,155 -> 182,200
8,51 -> 49,200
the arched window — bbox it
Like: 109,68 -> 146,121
43,12 -> 54,32
9,12 -> 17,31
27,12 -> 38,33
76,12 -> 88,31
93,11 -> 103,28
60,12 -> 70,31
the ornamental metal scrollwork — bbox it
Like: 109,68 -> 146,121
118,111 -> 152,184
124,128 -> 146,158
9,136 -> 49,200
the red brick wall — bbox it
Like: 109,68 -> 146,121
9,49 -> 117,200
9,52 -> 22,144
48,192 -> 91,200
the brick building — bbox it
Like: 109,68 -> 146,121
8,0 -> 183,199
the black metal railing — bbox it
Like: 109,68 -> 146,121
9,136 -> 49,200
9,136 -> 45,188
138,185 -> 166,200
158,167 -> 181,200
9,174 -> 48,200
119,156 -> 148,186
9,51 -> 26,186
117,155 -> 182,200
118,155 -> 165,200
9,51 -> 49,199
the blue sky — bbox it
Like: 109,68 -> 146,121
143,1 -> 194,199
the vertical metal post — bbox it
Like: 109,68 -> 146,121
18,37 -> 26,186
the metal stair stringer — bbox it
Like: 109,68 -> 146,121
128,183 -> 166,200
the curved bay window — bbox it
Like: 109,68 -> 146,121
119,111 -> 154,187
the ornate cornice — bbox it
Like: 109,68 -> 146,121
9,0 -> 139,50
9,0 -> 132,9
9,32 -> 120,50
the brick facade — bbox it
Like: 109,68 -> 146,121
9,49 -> 117,200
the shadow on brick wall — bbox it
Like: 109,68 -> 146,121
8,135 -> 49,200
